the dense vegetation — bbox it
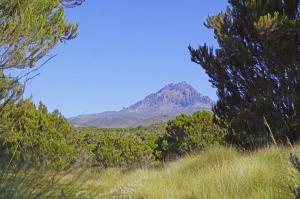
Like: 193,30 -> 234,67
1,0 -> 299,172
3,0 -> 300,198
0,99 -> 223,169
156,111 -> 225,161
189,0 -> 300,149
81,127 -> 160,168
0,100 -> 84,169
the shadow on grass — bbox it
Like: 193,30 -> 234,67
0,163 -> 95,199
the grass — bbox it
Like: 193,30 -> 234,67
1,145 -> 300,199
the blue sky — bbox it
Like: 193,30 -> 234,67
24,1 -> 228,117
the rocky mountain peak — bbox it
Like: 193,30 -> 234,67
69,82 -> 214,128
161,81 -> 197,92
123,82 -> 213,113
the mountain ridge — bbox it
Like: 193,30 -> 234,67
69,82 -> 214,127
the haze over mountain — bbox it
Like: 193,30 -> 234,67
68,82 -> 214,128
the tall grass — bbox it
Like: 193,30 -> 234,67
1,145 -> 299,198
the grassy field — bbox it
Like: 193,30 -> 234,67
1,145 -> 300,199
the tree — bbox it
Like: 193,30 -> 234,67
189,0 -> 300,148
0,0 -> 80,109
0,71 -> 23,111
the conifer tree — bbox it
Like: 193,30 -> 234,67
0,0 -> 80,108
189,0 -> 300,148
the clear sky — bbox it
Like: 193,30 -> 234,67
24,1 -> 228,117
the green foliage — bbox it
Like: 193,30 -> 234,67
0,0 -> 78,109
80,127 -> 160,168
0,103 -> 167,170
0,0 -> 78,69
0,2 -> 82,170
92,135 -> 154,168
157,111 -> 225,160
0,99 -> 82,169
0,70 -> 23,107
0,101 -> 224,170
189,0 -> 300,148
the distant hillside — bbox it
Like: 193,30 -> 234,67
68,82 -> 214,127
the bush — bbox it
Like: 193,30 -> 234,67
0,101 -> 225,170
81,128 -> 159,168
0,99 -> 84,169
156,111 -> 225,160
92,135 -> 154,168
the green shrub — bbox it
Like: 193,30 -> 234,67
81,128 -> 159,168
0,99 -> 84,169
92,135 -> 154,168
156,111 -> 225,160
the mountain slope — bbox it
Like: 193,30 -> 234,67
69,82 -> 214,127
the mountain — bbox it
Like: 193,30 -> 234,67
68,82 -> 214,128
